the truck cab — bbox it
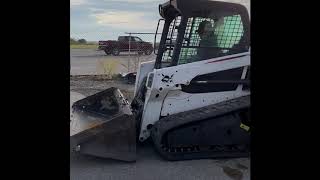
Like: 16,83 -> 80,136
98,36 -> 153,56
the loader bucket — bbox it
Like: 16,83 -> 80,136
70,87 -> 136,162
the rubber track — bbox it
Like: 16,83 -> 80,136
151,95 -> 250,161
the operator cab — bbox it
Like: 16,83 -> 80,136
154,0 -> 250,69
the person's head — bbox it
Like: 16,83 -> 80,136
196,20 -> 214,38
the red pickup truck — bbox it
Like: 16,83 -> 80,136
98,36 -> 153,56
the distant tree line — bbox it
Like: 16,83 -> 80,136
70,38 -> 87,45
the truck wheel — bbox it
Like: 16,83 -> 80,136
144,49 -> 152,55
104,50 -> 111,55
112,48 -> 120,56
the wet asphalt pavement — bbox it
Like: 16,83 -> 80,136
71,143 -> 250,180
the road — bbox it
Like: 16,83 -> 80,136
70,76 -> 250,180
71,143 -> 250,180
70,49 -> 156,75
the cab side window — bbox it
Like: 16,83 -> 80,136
178,14 -> 246,65
134,37 -> 142,42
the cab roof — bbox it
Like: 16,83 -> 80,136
159,0 -> 249,19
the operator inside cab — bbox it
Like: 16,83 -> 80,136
187,18 -> 223,63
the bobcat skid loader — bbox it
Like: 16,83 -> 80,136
70,0 -> 250,162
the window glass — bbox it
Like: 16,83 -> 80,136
178,14 -> 245,65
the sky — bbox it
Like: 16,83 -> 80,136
70,0 -> 164,41
70,0 -> 250,42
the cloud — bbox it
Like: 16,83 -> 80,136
88,8 -> 106,13
91,10 -> 157,31
70,0 -> 87,6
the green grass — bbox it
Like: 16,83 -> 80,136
70,44 -> 98,49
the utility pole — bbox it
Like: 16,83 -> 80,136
128,33 -> 131,73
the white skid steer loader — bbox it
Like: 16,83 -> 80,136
70,0 -> 250,162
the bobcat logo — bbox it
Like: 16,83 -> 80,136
161,74 -> 174,83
